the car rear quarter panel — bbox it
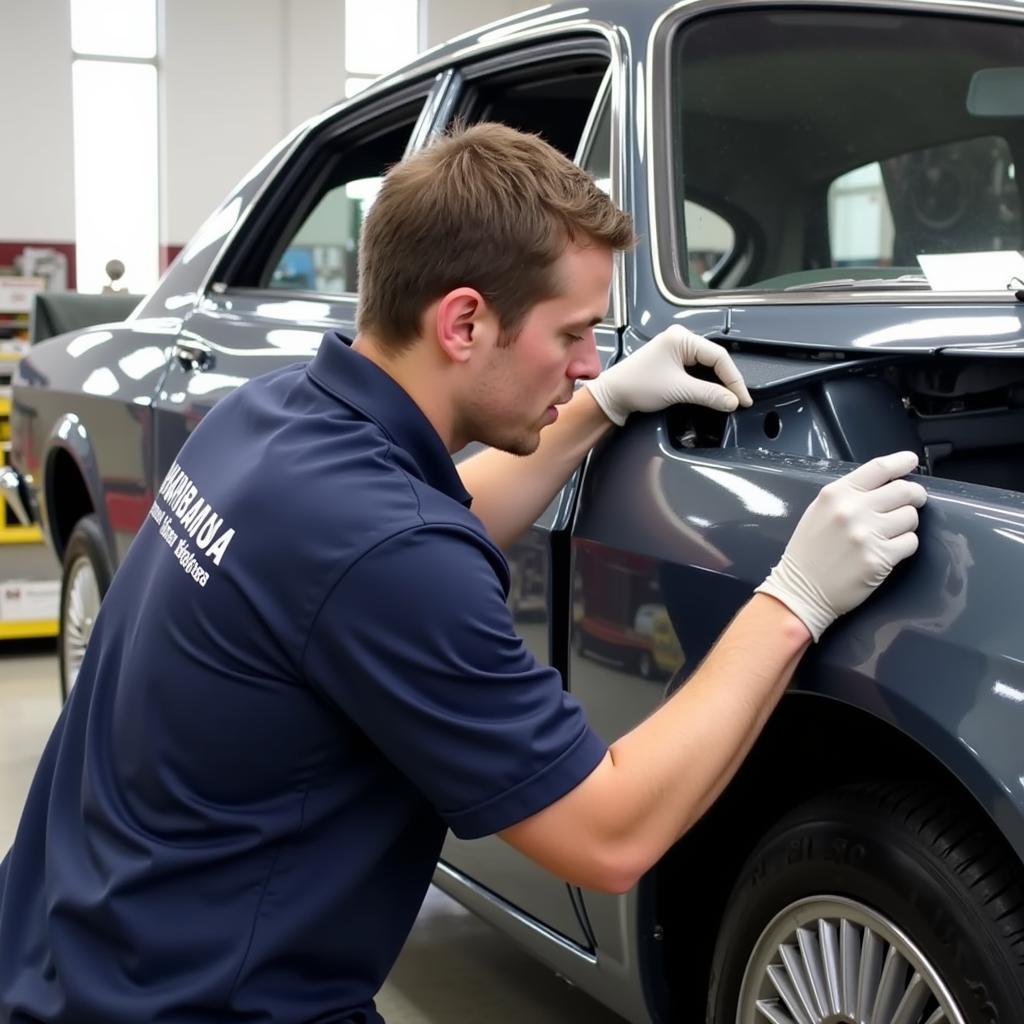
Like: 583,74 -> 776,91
574,424 -> 1024,850
568,417 -> 1024,1020
12,319 -> 183,563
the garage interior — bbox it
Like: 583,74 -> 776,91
8,1 -> 1024,1022
0,1 -> 622,1020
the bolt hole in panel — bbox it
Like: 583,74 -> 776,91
671,377 -> 923,465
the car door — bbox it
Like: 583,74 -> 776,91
437,47 -> 627,949
151,74 -> 452,480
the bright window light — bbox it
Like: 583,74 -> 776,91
345,0 -> 418,76
345,77 -> 376,98
71,0 -> 156,58
72,61 -> 159,294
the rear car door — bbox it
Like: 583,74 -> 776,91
436,38 -> 627,950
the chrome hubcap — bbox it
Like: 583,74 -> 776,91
62,555 -> 100,691
738,896 -> 966,1024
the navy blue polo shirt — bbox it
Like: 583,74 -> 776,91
0,332 -> 607,1024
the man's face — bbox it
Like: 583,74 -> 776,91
460,242 -> 612,456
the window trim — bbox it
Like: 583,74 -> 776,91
575,68 -> 627,329
647,0 -> 1024,307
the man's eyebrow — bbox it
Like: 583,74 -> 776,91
565,315 -> 605,330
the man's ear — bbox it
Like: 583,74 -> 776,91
434,288 -> 494,364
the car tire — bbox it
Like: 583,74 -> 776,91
706,781 -> 1024,1024
59,514 -> 112,701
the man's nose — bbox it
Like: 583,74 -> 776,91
570,331 -> 603,382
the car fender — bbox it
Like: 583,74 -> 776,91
604,435 -> 1024,850
43,414 -> 111,561
570,424 -> 1024,1016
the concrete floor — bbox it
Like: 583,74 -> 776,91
0,639 -> 626,1023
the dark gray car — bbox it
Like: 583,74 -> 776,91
7,1 -> 1024,1020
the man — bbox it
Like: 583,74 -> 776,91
0,124 -> 926,1023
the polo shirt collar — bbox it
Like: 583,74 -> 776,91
308,331 -> 472,507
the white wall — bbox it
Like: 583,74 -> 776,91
0,0 -> 75,240
162,0 -> 347,246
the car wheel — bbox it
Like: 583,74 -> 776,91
706,782 -> 1024,1024
59,515 -> 112,701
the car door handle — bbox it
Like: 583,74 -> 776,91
173,340 -> 214,372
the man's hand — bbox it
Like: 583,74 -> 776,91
756,451 -> 928,641
584,324 -> 753,426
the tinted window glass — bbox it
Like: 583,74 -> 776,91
685,201 -> 735,285
828,137 -> 1018,268
269,176 -> 381,294
458,55 -> 609,160
670,9 -> 1024,292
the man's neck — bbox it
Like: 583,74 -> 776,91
351,334 -> 460,452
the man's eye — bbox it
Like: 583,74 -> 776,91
565,333 -> 583,344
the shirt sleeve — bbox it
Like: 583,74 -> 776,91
301,523 -> 607,839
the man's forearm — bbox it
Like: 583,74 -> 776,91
458,389 -> 614,549
603,595 -> 810,868
501,594 -> 810,891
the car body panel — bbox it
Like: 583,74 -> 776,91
12,318 -> 183,561
574,432 -> 1024,850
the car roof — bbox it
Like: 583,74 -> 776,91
383,0 -> 1024,85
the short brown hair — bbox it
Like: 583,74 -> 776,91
357,122 -> 635,350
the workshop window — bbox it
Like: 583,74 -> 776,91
344,0 -> 419,99
70,0 -> 159,294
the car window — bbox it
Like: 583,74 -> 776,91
455,49 -> 610,162
685,201 -> 735,285
578,77 -> 612,194
572,70 -> 626,331
229,96 -> 426,297
268,176 -> 381,294
668,7 -> 1024,293
828,136 -> 1019,269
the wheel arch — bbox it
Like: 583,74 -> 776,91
44,415 -> 109,562
647,690 -> 1024,1022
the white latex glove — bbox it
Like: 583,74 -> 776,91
584,325 -> 753,426
755,451 -> 928,642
